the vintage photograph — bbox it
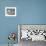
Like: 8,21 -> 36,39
5,7 -> 16,16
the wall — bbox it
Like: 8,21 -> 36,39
0,0 -> 18,44
0,0 -> 46,45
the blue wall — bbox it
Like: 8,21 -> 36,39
0,0 -> 46,44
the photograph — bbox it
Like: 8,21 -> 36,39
5,7 -> 16,16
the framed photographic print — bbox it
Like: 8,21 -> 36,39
5,7 -> 16,16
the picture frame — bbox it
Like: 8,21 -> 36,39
5,7 -> 16,16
